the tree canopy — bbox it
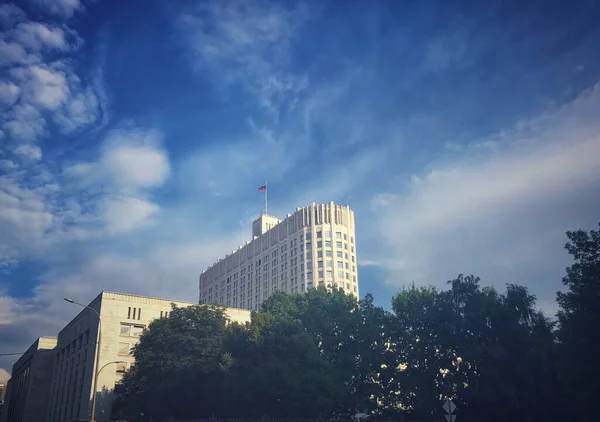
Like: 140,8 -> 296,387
113,223 -> 600,422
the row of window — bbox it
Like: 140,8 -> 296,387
218,281 -> 358,310
120,323 -> 144,337
305,260 -> 356,271
127,306 -> 142,320
302,231 -> 354,243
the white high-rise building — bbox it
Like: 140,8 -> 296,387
199,202 -> 359,311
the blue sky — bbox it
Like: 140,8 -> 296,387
1,0 -> 600,376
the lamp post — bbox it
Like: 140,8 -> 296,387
64,297 -> 102,422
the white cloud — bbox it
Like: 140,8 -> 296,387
11,22 -> 70,52
12,64 -> 70,110
2,104 -> 45,141
0,39 -> 32,66
63,162 -> 92,177
29,0 -> 82,19
0,159 -> 17,170
0,81 -> 21,106
0,4 -> 26,29
373,83 -> 600,309
0,177 -> 56,268
0,7 -> 100,150
101,143 -> 170,189
53,87 -> 99,132
101,196 -> 160,235
14,144 -> 42,160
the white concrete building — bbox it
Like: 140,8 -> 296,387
46,292 -> 250,422
199,202 -> 359,310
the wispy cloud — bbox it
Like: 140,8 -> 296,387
179,0 -> 310,117
372,83 -> 600,309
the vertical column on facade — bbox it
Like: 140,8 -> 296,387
329,201 -> 336,288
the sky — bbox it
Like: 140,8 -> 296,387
1,0 -> 600,374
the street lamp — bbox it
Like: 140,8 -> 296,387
64,297 -> 103,422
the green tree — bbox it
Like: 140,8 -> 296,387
260,287 -> 389,415
446,276 -> 559,422
113,305 -> 231,419
225,318 -> 346,418
382,284 -> 462,420
381,276 -> 558,422
557,223 -> 600,422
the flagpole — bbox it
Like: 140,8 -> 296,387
264,180 -> 268,215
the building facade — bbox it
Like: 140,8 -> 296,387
0,337 -> 58,422
46,292 -> 251,422
199,202 -> 359,310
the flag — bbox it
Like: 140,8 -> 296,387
258,184 -> 266,191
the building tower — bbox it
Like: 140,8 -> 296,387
199,202 -> 359,311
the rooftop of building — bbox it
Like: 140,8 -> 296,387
100,290 -> 198,306
202,201 -> 353,273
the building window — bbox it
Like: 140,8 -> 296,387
326,270 -> 333,278
131,325 -> 144,337
317,231 -> 322,238
352,255 -> 355,262
307,272 -> 313,280
317,241 -> 322,248
336,232 -> 342,239
351,246 -> 355,253
118,342 -> 130,356
317,251 -> 323,258
138,308 -> 141,320
338,271 -> 344,278
116,362 -> 127,373
336,251 -> 343,258
337,261 -> 343,268
336,241 -> 342,248
351,236 -> 354,243
318,270 -> 324,278
306,242 -> 312,249
317,261 -> 323,268
306,260 -> 312,267
306,232 -> 311,240
127,307 -> 131,319
326,250 -> 332,257
346,272 -> 349,279
132,308 -> 136,319
325,240 -> 331,247
120,324 -> 131,336
326,260 -> 333,267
